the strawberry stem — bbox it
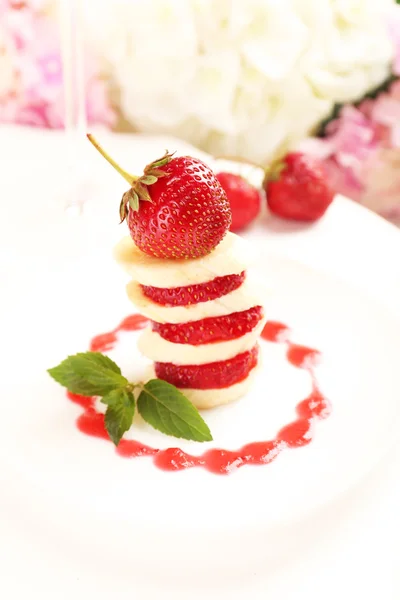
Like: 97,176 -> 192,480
87,134 -> 138,185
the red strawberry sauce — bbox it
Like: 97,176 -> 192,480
66,315 -> 331,475
89,314 -> 148,352
141,271 -> 245,306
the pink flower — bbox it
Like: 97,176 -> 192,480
361,149 -> 400,218
298,105 -> 378,199
388,4 -> 400,76
325,106 -> 377,168
359,80 -> 400,149
0,1 -> 115,130
300,82 -> 400,222
322,158 -> 364,202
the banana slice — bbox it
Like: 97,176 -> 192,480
126,276 -> 265,323
113,231 -> 255,287
138,316 -> 266,365
145,363 -> 260,409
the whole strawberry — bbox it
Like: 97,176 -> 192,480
87,135 -> 231,259
264,152 -> 334,222
216,172 -> 261,232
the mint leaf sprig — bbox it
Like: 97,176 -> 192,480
48,352 -> 213,445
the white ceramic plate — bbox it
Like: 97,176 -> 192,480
1,130 -> 400,599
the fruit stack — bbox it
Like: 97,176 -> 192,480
114,230 -> 265,408
87,138 -> 265,409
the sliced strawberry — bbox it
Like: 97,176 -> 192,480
152,306 -> 264,345
155,345 -> 259,389
141,271 -> 245,307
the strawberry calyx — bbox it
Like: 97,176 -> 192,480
262,156 -> 287,187
119,150 -> 175,222
86,134 -> 175,223
262,141 -> 292,188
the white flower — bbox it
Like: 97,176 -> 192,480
295,0 -> 395,101
85,0 -> 396,165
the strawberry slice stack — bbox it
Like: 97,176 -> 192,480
86,138 -> 265,409
115,232 -> 265,408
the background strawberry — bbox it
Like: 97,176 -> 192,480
216,172 -> 261,232
264,152 -> 334,222
87,135 -> 231,259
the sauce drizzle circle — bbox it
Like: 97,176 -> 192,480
65,317 -> 331,474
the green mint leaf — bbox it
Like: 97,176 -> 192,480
48,352 -> 128,396
137,379 -> 213,443
103,389 -> 135,446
